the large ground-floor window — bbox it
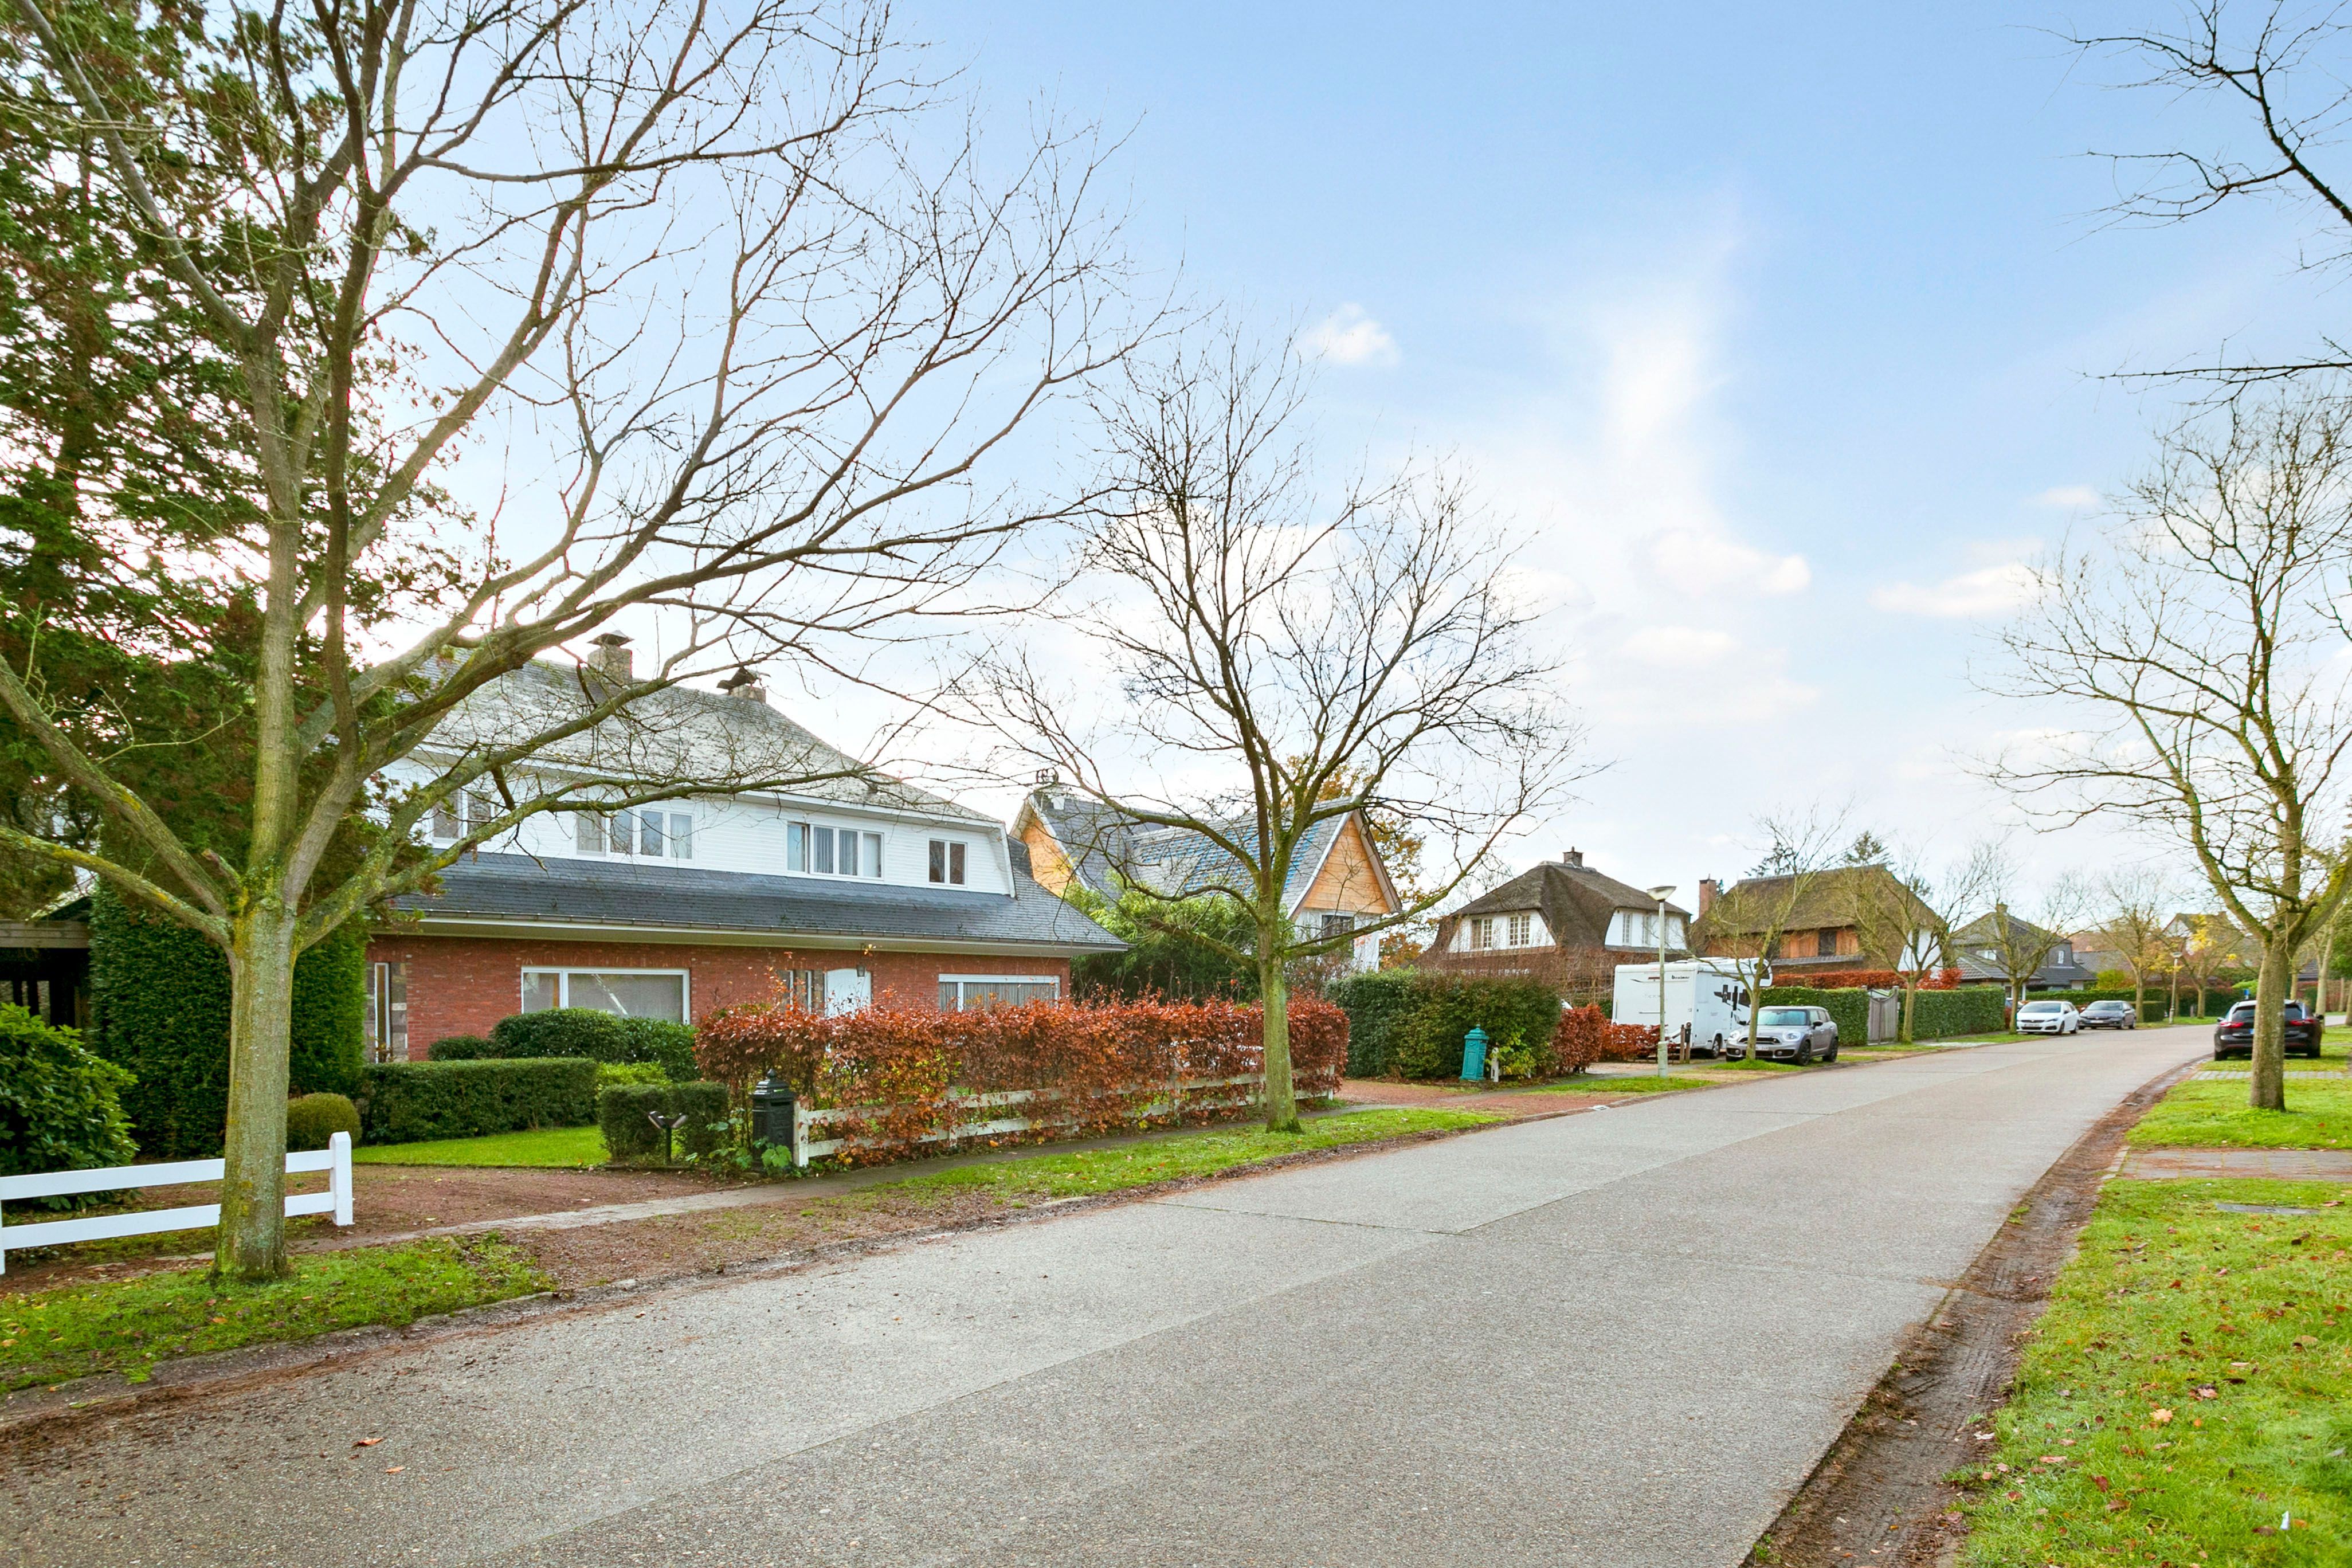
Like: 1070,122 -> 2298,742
938,974 -> 1060,1010
522,967 -> 690,1022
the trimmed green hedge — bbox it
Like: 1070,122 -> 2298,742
355,1058 -> 598,1144
1908,987 -> 2008,1040
87,885 -> 367,1157
425,1034 -> 495,1060
597,1080 -> 730,1164
0,1002 -> 136,1190
1328,970 -> 1562,1079
487,1008 -> 699,1080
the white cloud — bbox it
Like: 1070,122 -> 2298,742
1303,303 -> 1398,367
1870,562 -> 2039,618
2033,484 -> 2101,511
1620,625 -> 1735,668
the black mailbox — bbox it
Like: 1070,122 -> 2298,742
751,1077 -> 798,1155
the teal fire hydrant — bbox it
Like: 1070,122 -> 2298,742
1460,1026 -> 1489,1082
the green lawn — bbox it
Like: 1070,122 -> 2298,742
0,1236 -> 549,1393
2128,1078 -> 2352,1151
1537,1073 -> 1716,1093
1957,1178 -> 2351,1565
353,1125 -> 609,1167
880,1108 -> 1498,1204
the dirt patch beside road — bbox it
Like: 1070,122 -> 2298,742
1746,1056 -> 2204,1568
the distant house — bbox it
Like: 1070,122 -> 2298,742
1691,863 -> 1933,977
1424,850 -> 1688,977
1012,787 -> 1399,972
1948,905 -> 2092,991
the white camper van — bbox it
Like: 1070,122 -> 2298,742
1610,959 -> 1766,1057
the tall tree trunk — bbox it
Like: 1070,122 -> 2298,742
1258,951 -> 1299,1134
1899,980 -> 1916,1044
215,896 -> 300,1282
2249,934 -> 2291,1114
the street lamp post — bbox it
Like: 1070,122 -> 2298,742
1647,885 -> 1677,1078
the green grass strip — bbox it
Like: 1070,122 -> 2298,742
1957,1178 -> 2351,1565
2129,1079 -> 2352,1151
877,1107 -> 1497,1204
1535,1074 -> 1716,1094
353,1124 -> 610,1167
0,1237 -> 550,1393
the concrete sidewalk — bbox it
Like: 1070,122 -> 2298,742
3,1028 -> 2208,1568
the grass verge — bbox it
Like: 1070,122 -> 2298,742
353,1124 -> 609,1167
0,1236 -> 550,1393
2128,1079 -> 2352,1151
877,1107 -> 1498,1205
1955,1177 -> 2350,1565
1538,1074 -> 1716,1094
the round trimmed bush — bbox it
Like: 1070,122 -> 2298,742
488,1009 -> 699,1079
0,1002 -> 136,1188
426,1034 -> 496,1061
285,1092 -> 360,1150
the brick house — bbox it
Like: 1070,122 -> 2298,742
363,644 -> 1122,1060
1422,849 -> 1688,985
1691,863 -> 1932,978
1011,787 -> 1398,971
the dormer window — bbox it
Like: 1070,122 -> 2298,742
575,808 -> 694,860
432,788 -> 497,841
789,821 -> 883,879
928,839 -> 967,885
1507,913 -> 1532,947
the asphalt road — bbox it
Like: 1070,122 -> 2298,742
5,1027 -> 2206,1568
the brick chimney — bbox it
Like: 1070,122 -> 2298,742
588,632 -> 633,681
1562,848 -> 1583,867
1699,878 -> 1720,916
718,665 -> 767,704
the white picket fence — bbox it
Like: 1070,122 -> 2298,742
0,1132 -> 353,1274
792,1072 -> 1324,1166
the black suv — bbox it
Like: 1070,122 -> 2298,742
2211,1000 -> 2322,1060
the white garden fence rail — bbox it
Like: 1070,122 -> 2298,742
0,1132 -> 353,1273
792,1072 -> 1309,1166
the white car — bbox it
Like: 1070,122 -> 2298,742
2016,999 -> 2081,1035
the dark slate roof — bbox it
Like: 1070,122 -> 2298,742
394,852 -> 1123,952
1948,908 -> 2093,989
1017,790 -> 1366,914
1445,857 -> 1686,949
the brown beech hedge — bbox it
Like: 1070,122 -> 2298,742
695,996 -> 1349,1164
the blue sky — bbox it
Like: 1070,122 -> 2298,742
879,1 -> 2332,906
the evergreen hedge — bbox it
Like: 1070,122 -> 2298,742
424,1034 -> 495,1060
87,885 -> 367,1157
0,1002 -> 136,1190
597,1080 -> 731,1163
487,1008 -> 699,1080
354,1057 -> 598,1143
1907,987 -> 2009,1040
1759,986 -> 1868,1048
1328,970 -> 1561,1079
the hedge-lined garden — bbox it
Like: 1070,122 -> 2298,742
1327,971 -> 1561,1078
355,1058 -> 599,1144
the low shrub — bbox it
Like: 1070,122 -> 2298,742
425,1034 -> 496,1061
597,1080 -> 731,1164
355,1059 -> 598,1143
1552,1006 -> 1657,1069
487,1009 -> 699,1079
284,1093 -> 360,1151
695,995 -> 1349,1166
1332,971 -> 1561,1079
0,1003 -> 136,1195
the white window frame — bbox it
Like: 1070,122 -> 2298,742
1468,916 -> 1496,951
788,821 -> 885,879
520,966 -> 692,1021
938,973 -> 1059,1011
927,837 -> 969,885
573,807 -> 695,860
1506,913 -> 1532,947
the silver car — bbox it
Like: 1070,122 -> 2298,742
1734,1005 -> 1839,1064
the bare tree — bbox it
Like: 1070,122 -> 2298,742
0,0 -> 1146,1279
2068,5 -> 2352,385
2088,866 -> 2178,1018
1988,393 -> 2352,1108
2173,911 -> 2254,1018
1953,845 -> 2094,1016
1848,844 -> 1986,1044
1699,804 -> 1848,1058
986,330 -> 1581,1130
